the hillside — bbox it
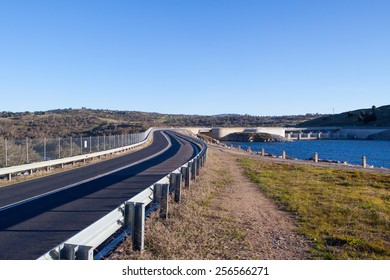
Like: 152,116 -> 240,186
0,109 -> 322,139
298,105 -> 390,127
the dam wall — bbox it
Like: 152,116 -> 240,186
211,127 -> 246,139
183,126 -> 390,141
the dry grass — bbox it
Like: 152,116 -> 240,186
238,158 -> 390,260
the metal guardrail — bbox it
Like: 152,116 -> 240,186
0,128 -> 153,181
38,130 -> 207,260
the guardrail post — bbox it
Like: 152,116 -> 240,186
153,183 -> 163,203
124,202 -> 132,229
181,166 -> 190,189
186,164 -> 191,188
196,157 -> 200,176
191,160 -> 196,180
169,173 -> 176,194
131,202 -> 145,251
7,173 -> 11,181
60,244 -> 77,260
173,173 -> 182,203
160,183 -> 169,219
76,245 -> 94,260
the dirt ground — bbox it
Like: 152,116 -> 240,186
206,146 -> 311,259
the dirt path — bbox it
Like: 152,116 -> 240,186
212,147 -> 310,259
111,144 -> 311,260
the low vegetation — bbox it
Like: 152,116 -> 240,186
299,104 -> 390,127
0,108 -> 323,139
238,158 -> 390,259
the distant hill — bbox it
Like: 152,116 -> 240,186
298,105 -> 390,127
0,108 -> 323,139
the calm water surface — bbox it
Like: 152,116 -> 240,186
224,140 -> 390,169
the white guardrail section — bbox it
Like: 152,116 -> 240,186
0,128 -> 153,181
38,131 -> 208,260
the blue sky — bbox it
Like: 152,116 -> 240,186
0,0 -> 389,116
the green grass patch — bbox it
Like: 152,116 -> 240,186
238,158 -> 390,260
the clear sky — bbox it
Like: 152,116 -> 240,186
0,0 -> 389,116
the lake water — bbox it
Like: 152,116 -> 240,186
224,140 -> 390,169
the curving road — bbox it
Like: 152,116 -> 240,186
0,130 -> 197,260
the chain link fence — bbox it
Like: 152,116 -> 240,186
0,131 -> 148,168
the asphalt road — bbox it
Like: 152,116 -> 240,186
0,130 -> 197,259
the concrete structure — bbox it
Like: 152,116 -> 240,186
244,127 -> 286,137
210,127 -> 246,140
185,126 -> 390,141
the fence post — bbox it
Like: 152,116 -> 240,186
362,156 -> 367,168
26,137 -> 29,164
70,137 -> 72,157
103,135 -> 106,150
282,150 -> 286,159
261,148 -> 265,156
5,138 -> 8,167
58,138 -> 61,159
80,136 -> 83,155
90,136 -> 92,153
314,152 -> 318,163
160,183 -> 169,219
43,138 -> 47,160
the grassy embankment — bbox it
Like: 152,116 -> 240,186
238,158 -> 390,259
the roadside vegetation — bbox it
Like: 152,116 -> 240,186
110,148 -> 248,260
238,158 -> 390,259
